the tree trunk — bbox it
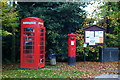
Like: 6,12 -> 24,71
11,27 -> 16,63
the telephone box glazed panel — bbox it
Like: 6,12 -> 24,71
20,17 -> 46,69
68,33 -> 76,57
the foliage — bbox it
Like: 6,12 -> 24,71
1,2 -> 20,63
75,29 -> 102,61
105,33 -> 119,47
2,62 -> 118,78
75,2 -> 120,61
2,2 -> 119,63
17,2 -> 87,60
95,2 -> 120,47
1,2 -> 20,35
82,18 -> 96,28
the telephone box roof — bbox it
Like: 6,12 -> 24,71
83,25 -> 105,31
21,17 -> 44,22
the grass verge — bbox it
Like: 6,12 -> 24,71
2,69 -> 90,78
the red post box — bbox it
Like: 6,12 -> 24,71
68,33 -> 76,65
20,17 -> 46,69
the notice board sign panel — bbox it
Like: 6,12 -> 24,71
85,31 -> 104,44
83,25 -> 105,46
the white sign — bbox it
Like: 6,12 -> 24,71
85,30 -> 104,45
89,37 -> 95,45
85,31 -> 94,37
83,43 -> 87,47
23,22 -> 36,24
85,31 -> 94,43
95,31 -> 99,37
71,41 -> 74,45
99,31 -> 103,37
38,22 -> 43,25
89,31 -> 94,37
95,37 -> 99,43
95,31 -> 104,37
85,31 -> 90,37
40,59 -> 43,63
85,37 -> 90,43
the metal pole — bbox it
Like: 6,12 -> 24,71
84,47 -> 86,63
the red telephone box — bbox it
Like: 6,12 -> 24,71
20,17 -> 46,69
68,33 -> 76,65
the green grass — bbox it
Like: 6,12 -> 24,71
2,69 -> 90,78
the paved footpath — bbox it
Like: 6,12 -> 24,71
94,74 -> 120,80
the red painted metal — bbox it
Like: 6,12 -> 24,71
20,17 -> 46,69
68,33 -> 76,57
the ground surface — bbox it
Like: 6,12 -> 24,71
2,62 -> 119,79
94,74 -> 120,78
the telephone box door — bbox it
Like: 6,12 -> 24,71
20,25 -> 37,69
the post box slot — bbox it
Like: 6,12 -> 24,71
71,37 -> 74,40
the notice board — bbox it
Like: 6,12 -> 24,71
83,25 -> 105,46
